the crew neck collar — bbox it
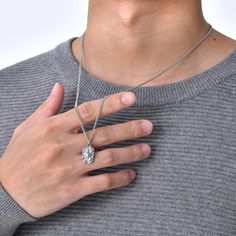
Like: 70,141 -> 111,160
54,37 -> 236,106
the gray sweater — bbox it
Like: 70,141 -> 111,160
0,38 -> 235,236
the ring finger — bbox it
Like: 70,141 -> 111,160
76,143 -> 151,174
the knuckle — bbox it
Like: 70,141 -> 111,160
39,120 -> 57,136
58,140 -> 68,150
132,145 -> 142,161
50,165 -> 71,182
127,121 -> 140,138
60,165 -> 71,177
103,149 -> 116,165
94,128 -> 109,144
78,102 -> 94,120
48,141 -> 65,155
102,174 -> 113,189
106,97 -> 119,110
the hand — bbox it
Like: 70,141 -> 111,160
0,82 -> 153,218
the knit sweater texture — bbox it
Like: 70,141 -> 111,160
0,38 -> 235,236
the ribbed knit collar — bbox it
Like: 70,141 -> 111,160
54,37 -> 236,106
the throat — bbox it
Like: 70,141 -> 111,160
72,0 -> 236,87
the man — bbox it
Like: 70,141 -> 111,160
0,0 -> 235,235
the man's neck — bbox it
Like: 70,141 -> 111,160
72,0 -> 236,87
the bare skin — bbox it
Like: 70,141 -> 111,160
0,84 -> 152,218
0,0 -> 235,219
72,0 -> 236,87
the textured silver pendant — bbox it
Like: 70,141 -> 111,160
82,145 -> 95,164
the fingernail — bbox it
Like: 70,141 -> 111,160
140,120 -> 153,134
129,170 -> 136,179
50,82 -> 58,96
140,144 -> 151,158
121,92 -> 136,106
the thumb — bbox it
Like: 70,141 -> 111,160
36,82 -> 64,119
18,82 -> 64,132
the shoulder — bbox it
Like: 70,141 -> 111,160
0,47 -> 56,88
0,38 -> 74,103
215,55 -> 236,102
0,39 -> 72,121
214,30 -> 236,95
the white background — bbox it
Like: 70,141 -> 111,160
0,0 -> 235,69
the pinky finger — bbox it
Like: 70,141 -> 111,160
79,169 -> 136,197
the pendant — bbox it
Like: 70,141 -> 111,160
82,145 -> 95,164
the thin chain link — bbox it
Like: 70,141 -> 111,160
126,25 -> 213,93
75,95 -> 108,146
74,32 -> 109,146
74,24 -> 213,146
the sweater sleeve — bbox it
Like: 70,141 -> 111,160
0,184 -> 38,236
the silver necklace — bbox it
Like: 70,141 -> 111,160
75,24 -> 213,164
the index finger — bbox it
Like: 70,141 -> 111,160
54,91 -> 136,131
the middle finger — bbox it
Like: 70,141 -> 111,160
69,119 -> 153,153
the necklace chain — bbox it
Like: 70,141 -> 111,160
74,24 -> 213,164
